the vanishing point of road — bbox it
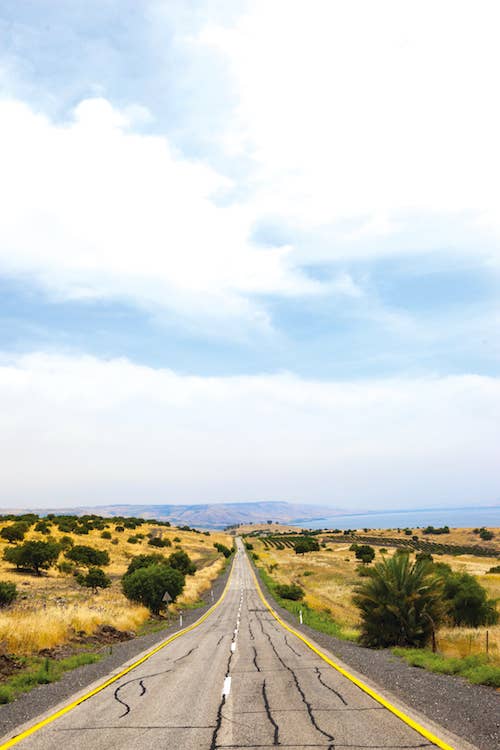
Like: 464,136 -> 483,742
0,539 -> 474,750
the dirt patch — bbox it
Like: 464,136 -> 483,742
73,624 -> 135,646
35,625 -> 134,661
0,655 -> 22,680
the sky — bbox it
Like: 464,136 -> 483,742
0,0 -> 499,510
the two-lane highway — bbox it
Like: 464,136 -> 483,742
0,540 -> 472,750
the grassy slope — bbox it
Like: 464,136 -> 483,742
0,521 -> 232,655
391,649 -> 500,688
0,653 -> 102,704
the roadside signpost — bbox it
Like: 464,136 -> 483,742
162,590 -> 172,615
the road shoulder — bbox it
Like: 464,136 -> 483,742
253,560 -> 498,750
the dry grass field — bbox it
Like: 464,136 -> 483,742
0,519 -> 232,656
250,529 -> 500,663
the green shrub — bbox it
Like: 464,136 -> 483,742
487,565 -> 500,574
77,567 -> 111,593
0,581 -> 17,606
423,526 -> 450,535
294,538 -> 320,554
124,554 -> 167,576
59,535 -> 74,551
148,537 -> 171,548
0,685 -> 14,704
34,521 -> 50,534
73,526 -> 90,535
4,541 -> 60,575
168,550 -> 196,575
66,545 -> 110,568
127,536 -> 139,544
479,529 -> 494,541
122,565 -> 185,614
100,531 -> 112,540
275,583 -> 304,601
354,553 -> 444,647
214,542 -> 232,558
354,545 -> 375,564
442,571 -> 498,626
0,524 -> 28,544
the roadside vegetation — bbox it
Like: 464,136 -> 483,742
0,653 -> 102,705
0,511 -> 232,704
245,525 -> 500,687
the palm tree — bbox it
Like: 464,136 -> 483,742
353,553 -> 444,648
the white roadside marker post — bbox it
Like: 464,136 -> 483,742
299,609 -> 303,625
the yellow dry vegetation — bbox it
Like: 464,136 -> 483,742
180,557 -> 227,606
252,530 -> 500,662
255,542 -> 362,628
0,520 -> 231,655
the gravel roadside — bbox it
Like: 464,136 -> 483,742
0,561 -> 232,738
254,564 -> 499,750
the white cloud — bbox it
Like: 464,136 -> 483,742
0,96 -> 324,331
199,0 -> 500,260
0,352 -> 498,507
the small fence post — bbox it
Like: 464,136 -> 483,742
486,630 -> 489,655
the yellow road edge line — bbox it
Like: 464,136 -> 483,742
249,562 -> 456,750
0,560 -> 235,750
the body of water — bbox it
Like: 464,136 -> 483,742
297,506 -> 500,531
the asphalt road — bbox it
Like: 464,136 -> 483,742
1,540 -> 475,750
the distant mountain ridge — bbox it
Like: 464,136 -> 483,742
8,501 -> 337,529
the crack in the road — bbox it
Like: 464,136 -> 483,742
113,667 -> 172,718
112,645 -> 199,718
253,645 -> 261,672
256,614 -> 336,750
262,679 -> 280,745
283,635 -> 302,657
173,645 -> 199,662
314,667 -> 347,706
210,636 -> 237,750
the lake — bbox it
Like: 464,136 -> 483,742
296,506 -> 500,531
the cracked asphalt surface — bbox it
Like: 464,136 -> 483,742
0,541 -> 477,750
